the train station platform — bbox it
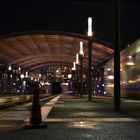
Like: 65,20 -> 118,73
0,94 -> 140,140
46,94 -> 140,122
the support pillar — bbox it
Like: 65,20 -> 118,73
113,0 -> 121,111
88,38 -> 93,101
80,55 -> 83,98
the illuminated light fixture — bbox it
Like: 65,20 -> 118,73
56,69 -> 59,73
80,121 -> 84,124
80,41 -> 84,56
39,73 -> 42,78
41,82 -> 44,86
104,91 -> 107,94
62,82 -> 69,86
18,67 -> 21,71
40,81 -> 44,86
8,64 -> 12,71
64,66 -> 67,70
16,78 -> 19,81
126,55 -> 135,66
128,80 -> 135,84
73,62 -> 76,71
107,75 -> 114,80
23,81 -> 26,86
20,74 -> 24,79
87,17 -> 93,36
68,74 -> 72,79
83,74 -> 86,79
76,53 -> 79,64
25,72 -> 28,78
107,68 -> 111,71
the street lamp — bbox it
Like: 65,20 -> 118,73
76,53 -> 79,65
73,61 -> 76,71
72,62 -> 76,95
68,73 -> 72,93
25,71 -> 29,78
8,64 -> 12,71
20,73 -> 25,94
79,41 -> 84,98
87,17 -> 93,101
18,67 -> 21,73
8,64 -> 12,96
88,17 -> 93,37
76,53 -> 79,96
25,71 -> 29,94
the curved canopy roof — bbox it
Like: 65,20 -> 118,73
0,31 -> 113,71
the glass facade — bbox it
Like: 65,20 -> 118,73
104,38 -> 140,99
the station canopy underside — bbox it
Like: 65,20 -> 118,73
0,31 -> 113,71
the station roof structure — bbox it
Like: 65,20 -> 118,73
0,1 -> 139,71
0,31 -> 113,71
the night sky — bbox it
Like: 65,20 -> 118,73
0,0 -> 140,49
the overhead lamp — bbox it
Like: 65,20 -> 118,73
20,74 -> 25,79
18,67 -> 21,71
73,62 -> 76,71
25,72 -> 28,78
80,41 -> 84,56
87,17 -> 93,37
126,55 -> 135,66
76,53 -> 79,64
107,68 -> 112,71
31,77 -> 34,80
68,74 -> 72,79
8,64 -> 12,71
107,75 -> 114,80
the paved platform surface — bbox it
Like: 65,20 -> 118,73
0,94 -> 140,140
